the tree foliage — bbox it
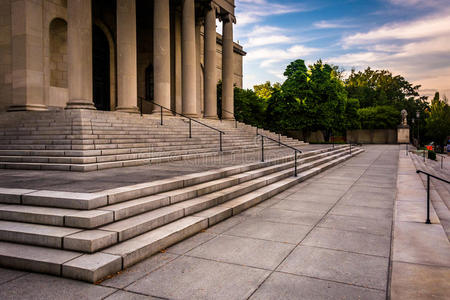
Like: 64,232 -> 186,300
231,58 -> 439,143
425,93 -> 450,147
357,106 -> 400,129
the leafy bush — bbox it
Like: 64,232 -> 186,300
357,105 -> 400,129
428,150 -> 436,160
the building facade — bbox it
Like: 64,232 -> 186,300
0,0 -> 244,118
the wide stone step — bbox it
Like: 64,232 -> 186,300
0,142 -> 308,172
0,148 -> 355,253
0,145 -> 347,208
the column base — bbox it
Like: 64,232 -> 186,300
152,108 -> 174,116
203,114 -> 219,120
183,113 -> 200,118
8,104 -> 48,112
65,100 -> 96,110
116,106 -> 140,113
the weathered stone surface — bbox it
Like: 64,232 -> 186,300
390,261 -> 450,300
0,273 -> 116,300
64,230 -> 118,253
393,221 -> 450,267
249,272 -> 385,300
126,256 -> 270,300
0,188 -> 36,204
0,220 -> 81,248
0,205 -> 75,226
64,210 -> 114,228
101,252 -> 178,289
193,206 -> 232,226
101,194 -> 170,221
278,245 -> 389,290
100,206 -> 184,242
225,218 -> 311,244
103,216 -> 208,268
187,234 -> 294,270
0,241 -> 81,275
62,253 -> 122,283
22,190 -> 107,209
303,227 -> 391,257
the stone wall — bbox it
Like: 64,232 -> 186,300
347,129 -> 397,144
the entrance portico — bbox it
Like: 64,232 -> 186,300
1,0 -> 244,118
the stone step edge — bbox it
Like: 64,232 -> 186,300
0,147 -> 351,234
0,145 -> 348,209
0,143 -> 305,172
0,149 -> 363,283
0,147 -> 353,252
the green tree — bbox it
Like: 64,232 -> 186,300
234,87 -> 266,128
254,81 -> 279,100
425,93 -> 450,149
345,67 -> 429,126
357,106 -> 400,129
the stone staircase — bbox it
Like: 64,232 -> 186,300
410,152 -> 450,240
0,144 -> 363,282
0,110 -> 306,172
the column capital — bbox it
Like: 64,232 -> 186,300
219,13 -> 236,24
207,2 -> 220,14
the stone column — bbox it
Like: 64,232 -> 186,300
153,0 -> 171,112
66,0 -> 95,110
203,4 -> 217,119
195,22 -> 202,116
181,0 -> 197,117
8,0 -> 47,111
116,0 -> 138,113
221,14 -> 234,119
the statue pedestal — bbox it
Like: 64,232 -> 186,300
397,125 -> 410,144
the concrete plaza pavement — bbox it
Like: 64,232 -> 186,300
0,145 -> 403,299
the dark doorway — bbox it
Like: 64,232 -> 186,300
92,25 -> 110,111
145,64 -> 154,101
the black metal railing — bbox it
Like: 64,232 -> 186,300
416,170 -> 450,224
139,97 -> 225,152
256,133 -> 302,177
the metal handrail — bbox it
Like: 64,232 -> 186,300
256,133 -> 302,177
416,170 -> 450,224
139,97 -> 225,151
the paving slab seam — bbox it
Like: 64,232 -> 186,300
245,149 -> 386,300
327,212 -> 393,223
275,270 -> 387,292
0,271 -> 29,287
100,252 -> 181,290
110,163 -> 347,294
385,151 -> 398,300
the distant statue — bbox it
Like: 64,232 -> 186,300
401,109 -> 408,126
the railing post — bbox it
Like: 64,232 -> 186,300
423,150 -> 426,162
350,143 -> 352,155
294,151 -> 298,177
189,119 -> 192,138
441,156 -> 444,169
261,136 -> 264,162
235,119 -> 237,128
278,134 -> 281,146
256,127 -> 258,135
426,175 -> 431,224
406,144 -> 408,155
140,98 -> 143,117
219,132 -> 223,152
160,106 -> 163,126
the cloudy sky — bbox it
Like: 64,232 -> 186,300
233,0 -> 450,98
